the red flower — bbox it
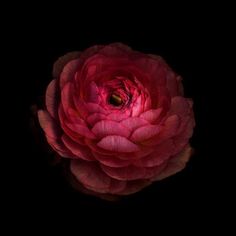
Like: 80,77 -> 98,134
38,43 -> 195,197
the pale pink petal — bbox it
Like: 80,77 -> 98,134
38,110 -> 61,139
61,135 -> 95,161
140,108 -> 163,123
153,145 -> 193,181
45,79 -> 59,119
97,135 -> 140,153
130,125 -> 161,142
120,117 -> 149,132
92,120 -> 130,138
106,112 -> 129,122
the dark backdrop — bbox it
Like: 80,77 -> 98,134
7,6 -> 231,233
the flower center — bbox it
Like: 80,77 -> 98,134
109,93 -> 123,106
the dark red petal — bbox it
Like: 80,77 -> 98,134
152,145 -> 193,181
70,160 -> 111,193
53,51 -> 80,79
117,180 -> 151,195
93,152 -> 130,167
61,135 -> 95,161
86,113 -> 107,126
61,82 -> 75,113
134,140 -> 174,167
166,71 -> 180,97
143,115 -> 180,146
38,110 -> 61,139
66,123 -> 96,139
101,163 -> 166,181
45,79 -> 59,119
59,59 -> 81,89
169,96 -> 190,117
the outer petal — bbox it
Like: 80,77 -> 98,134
38,110 -> 61,139
53,51 -> 81,79
70,160 -> 127,194
45,79 -> 59,119
134,140 -> 174,167
153,145 -> 193,181
101,162 -> 166,181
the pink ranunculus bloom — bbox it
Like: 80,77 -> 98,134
38,43 -> 195,198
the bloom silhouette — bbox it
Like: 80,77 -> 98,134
38,43 -> 195,197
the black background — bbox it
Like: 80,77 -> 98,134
6,4 -> 232,233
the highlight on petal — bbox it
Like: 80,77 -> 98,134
120,117 -> 149,132
131,95 -> 143,117
97,135 -> 140,152
38,110 -> 61,139
92,120 -> 130,138
45,79 -> 59,119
